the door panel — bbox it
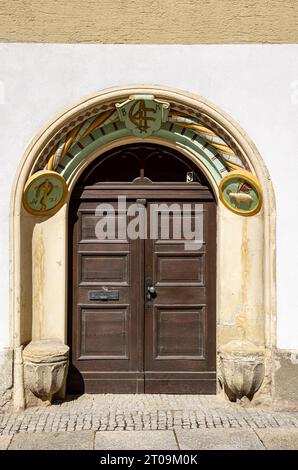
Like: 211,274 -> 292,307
68,200 -> 144,393
144,201 -> 216,393
156,254 -> 205,285
79,306 -> 130,359
153,306 -> 206,358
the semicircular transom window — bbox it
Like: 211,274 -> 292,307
80,143 -> 210,185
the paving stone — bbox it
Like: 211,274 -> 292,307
175,428 -> 265,450
0,436 -> 12,450
254,428 -> 298,450
95,430 -> 178,450
1,395 -> 298,435
9,431 -> 94,450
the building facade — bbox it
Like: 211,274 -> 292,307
0,2 -> 298,410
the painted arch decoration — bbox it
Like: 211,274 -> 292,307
22,94 -> 263,217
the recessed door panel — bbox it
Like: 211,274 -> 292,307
156,253 -> 205,285
79,306 -> 130,359
154,306 -> 206,359
80,254 -> 129,284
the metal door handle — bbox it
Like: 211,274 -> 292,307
147,285 -> 156,295
145,276 -> 157,301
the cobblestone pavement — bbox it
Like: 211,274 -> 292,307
1,394 -> 298,437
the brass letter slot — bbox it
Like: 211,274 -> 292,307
89,290 -> 119,301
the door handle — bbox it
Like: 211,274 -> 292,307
147,285 -> 156,295
145,276 -> 157,301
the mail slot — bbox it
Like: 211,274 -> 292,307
89,290 -> 119,301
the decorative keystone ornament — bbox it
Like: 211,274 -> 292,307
116,94 -> 170,138
23,170 -> 68,216
219,170 -> 262,216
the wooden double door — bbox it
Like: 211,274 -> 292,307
67,145 -> 216,394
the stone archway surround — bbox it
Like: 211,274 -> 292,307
10,85 -> 276,409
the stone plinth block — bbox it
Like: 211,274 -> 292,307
23,339 -> 69,404
219,340 -> 265,401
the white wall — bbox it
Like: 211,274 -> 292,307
0,44 -> 297,350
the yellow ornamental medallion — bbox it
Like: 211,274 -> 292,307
219,170 -> 262,216
23,170 -> 68,216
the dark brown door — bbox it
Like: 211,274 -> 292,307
68,198 -> 145,393
67,144 -> 216,394
144,199 -> 216,393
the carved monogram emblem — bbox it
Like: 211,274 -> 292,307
116,95 -> 170,138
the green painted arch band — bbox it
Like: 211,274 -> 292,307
60,127 -> 224,184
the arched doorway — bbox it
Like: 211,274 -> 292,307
67,143 -> 216,393
10,85 -> 276,409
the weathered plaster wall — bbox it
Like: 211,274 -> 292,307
0,348 -> 13,410
0,43 -> 298,405
0,43 -> 297,349
0,1 -> 297,44
274,350 -> 298,409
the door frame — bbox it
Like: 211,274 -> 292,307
10,85 -> 276,409
68,176 -> 217,394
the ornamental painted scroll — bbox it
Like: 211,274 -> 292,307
219,170 -> 262,216
23,170 -> 68,216
22,93 -> 263,217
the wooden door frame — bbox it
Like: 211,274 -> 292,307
68,178 -> 217,394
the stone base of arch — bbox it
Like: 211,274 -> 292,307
7,85 -> 277,410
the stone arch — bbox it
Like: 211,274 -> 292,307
10,85 -> 276,409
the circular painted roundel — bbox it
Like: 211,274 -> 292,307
219,170 -> 262,216
23,170 -> 68,216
